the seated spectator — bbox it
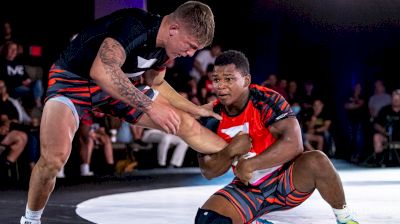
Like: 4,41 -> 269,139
197,64 -> 214,104
57,111 -> 115,178
0,80 -> 36,175
0,80 -> 31,124
164,59 -> 199,105
141,129 -> 189,168
372,89 -> 400,166
117,121 -> 152,151
286,80 -> 300,105
0,115 -> 28,181
0,21 -> 23,55
78,111 -> 115,176
303,99 -> 332,152
189,42 -> 221,83
291,102 -> 316,152
0,41 -> 43,109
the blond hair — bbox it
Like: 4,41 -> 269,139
170,1 -> 215,47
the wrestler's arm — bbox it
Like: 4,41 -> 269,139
197,134 -> 251,180
90,37 -> 180,134
147,69 -> 221,120
246,117 -> 303,171
197,150 -> 235,180
90,37 -> 153,112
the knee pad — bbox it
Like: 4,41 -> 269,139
195,208 -> 232,224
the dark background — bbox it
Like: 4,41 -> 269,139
2,0 -> 400,157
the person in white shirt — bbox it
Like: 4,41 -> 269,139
141,128 -> 189,168
189,43 -> 221,82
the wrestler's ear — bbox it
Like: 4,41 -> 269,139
243,75 -> 251,87
169,23 -> 179,36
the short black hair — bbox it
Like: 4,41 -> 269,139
206,63 -> 214,73
214,50 -> 250,76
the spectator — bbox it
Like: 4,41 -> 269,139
344,82 -> 368,163
141,128 -> 189,168
0,41 -> 43,109
164,59 -> 198,103
304,99 -> 332,152
372,89 -> 400,166
287,80 -> 300,105
0,114 -> 28,181
189,42 -> 221,82
300,80 -> 318,118
291,102 -> 315,152
0,80 -> 31,124
261,73 -> 278,88
275,78 -> 289,100
0,79 -> 38,171
116,121 -> 152,151
368,79 -> 391,121
78,111 -> 115,176
197,64 -> 214,104
0,126 -> 28,181
0,21 -> 23,55
262,74 -> 288,100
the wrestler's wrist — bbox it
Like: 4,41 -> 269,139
245,158 -> 257,172
141,103 -> 153,113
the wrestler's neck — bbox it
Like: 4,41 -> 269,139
224,89 -> 250,116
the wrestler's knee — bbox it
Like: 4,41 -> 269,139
305,151 -> 333,174
195,208 -> 232,224
176,110 -> 197,134
38,142 -> 70,176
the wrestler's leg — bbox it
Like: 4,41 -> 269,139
26,100 -> 78,212
292,150 -> 346,209
198,195 -> 242,224
136,95 -> 231,154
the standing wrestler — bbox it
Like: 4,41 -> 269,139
20,2 -> 247,223
196,50 -> 359,224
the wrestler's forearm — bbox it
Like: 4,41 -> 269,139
154,81 -> 200,114
248,118 -> 303,170
197,152 -> 234,179
249,140 -> 302,171
91,38 -> 153,112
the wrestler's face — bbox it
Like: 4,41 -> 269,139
212,64 -> 250,107
165,24 -> 201,59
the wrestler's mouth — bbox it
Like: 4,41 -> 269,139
217,94 -> 230,99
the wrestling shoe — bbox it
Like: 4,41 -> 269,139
20,216 -> 41,224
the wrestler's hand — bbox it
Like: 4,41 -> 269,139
196,105 -> 222,120
191,103 -> 222,120
228,133 -> 252,157
146,102 -> 181,135
234,157 -> 254,186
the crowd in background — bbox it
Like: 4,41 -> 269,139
1,20 -> 399,188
